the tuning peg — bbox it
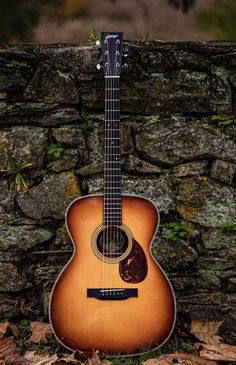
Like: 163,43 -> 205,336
123,53 -> 128,58
96,63 -> 102,70
122,63 -> 128,69
95,40 -> 100,46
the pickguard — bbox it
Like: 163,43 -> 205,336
119,238 -> 148,283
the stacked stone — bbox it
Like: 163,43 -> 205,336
0,41 -> 235,330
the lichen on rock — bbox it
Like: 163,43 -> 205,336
16,172 -> 81,220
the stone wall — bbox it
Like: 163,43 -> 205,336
0,41 -> 235,331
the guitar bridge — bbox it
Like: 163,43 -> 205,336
87,288 -> 138,300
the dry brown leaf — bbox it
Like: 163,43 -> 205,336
0,337 -> 30,364
0,323 -> 9,340
85,352 -> 111,365
197,343 -> 236,361
55,352 -> 81,364
25,351 -> 59,364
27,322 -> 52,344
143,352 -> 218,365
8,324 -> 20,339
191,320 -> 223,344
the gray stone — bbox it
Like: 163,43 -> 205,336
195,257 -> 236,271
16,172 -> 81,220
24,63 -> 80,104
82,70 -> 232,114
178,292 -> 236,331
177,177 -> 236,227
0,291 -> 39,319
33,265 -> 62,288
135,116 -> 236,165
0,179 -> 14,212
202,228 -> 236,250
0,225 -> 54,253
211,159 -> 236,185
0,263 -> 31,291
195,269 -> 221,289
0,55 -> 34,92
0,103 -> 81,126
52,125 -> 85,148
86,122 -> 133,164
172,161 -> 208,177
78,163 -> 103,176
54,224 -> 72,250
228,277 -> 236,291
48,149 -> 79,173
40,46 -> 100,81
0,127 -> 48,171
87,175 -> 175,213
124,155 -> 162,174
153,238 -> 198,272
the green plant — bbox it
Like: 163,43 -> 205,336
219,222 -> 236,234
47,143 -> 65,159
87,26 -> 101,45
0,162 -> 33,192
196,0 -> 236,41
211,115 -> 235,126
162,221 -> 192,242
180,342 -> 193,353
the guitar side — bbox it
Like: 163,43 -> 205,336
49,194 -> 176,356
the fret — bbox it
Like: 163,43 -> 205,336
104,187 -> 121,189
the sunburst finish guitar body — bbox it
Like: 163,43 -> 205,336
49,32 -> 176,356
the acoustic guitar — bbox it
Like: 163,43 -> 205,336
49,32 -> 176,356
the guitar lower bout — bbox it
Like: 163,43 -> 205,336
49,194 -> 176,356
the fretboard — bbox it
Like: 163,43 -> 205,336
104,76 -> 122,226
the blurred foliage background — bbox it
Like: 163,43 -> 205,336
0,0 -> 235,43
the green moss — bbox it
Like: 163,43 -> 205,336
219,222 -> 236,234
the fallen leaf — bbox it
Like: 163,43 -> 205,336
55,352 -> 81,364
191,320 -> 223,344
8,324 -> 20,339
25,351 -> 59,364
0,337 -> 30,364
85,352 -> 111,365
142,352 -> 218,365
27,322 -> 52,344
0,323 -> 9,340
197,343 -> 236,361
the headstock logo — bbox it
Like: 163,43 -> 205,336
105,34 -> 118,40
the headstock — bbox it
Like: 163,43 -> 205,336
98,32 -> 124,77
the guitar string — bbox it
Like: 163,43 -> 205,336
106,41 -> 112,294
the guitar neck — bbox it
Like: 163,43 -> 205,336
104,76 -> 122,226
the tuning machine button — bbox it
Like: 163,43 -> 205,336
95,40 -> 100,46
96,63 -> 102,70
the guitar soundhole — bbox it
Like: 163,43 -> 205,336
96,226 -> 129,259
